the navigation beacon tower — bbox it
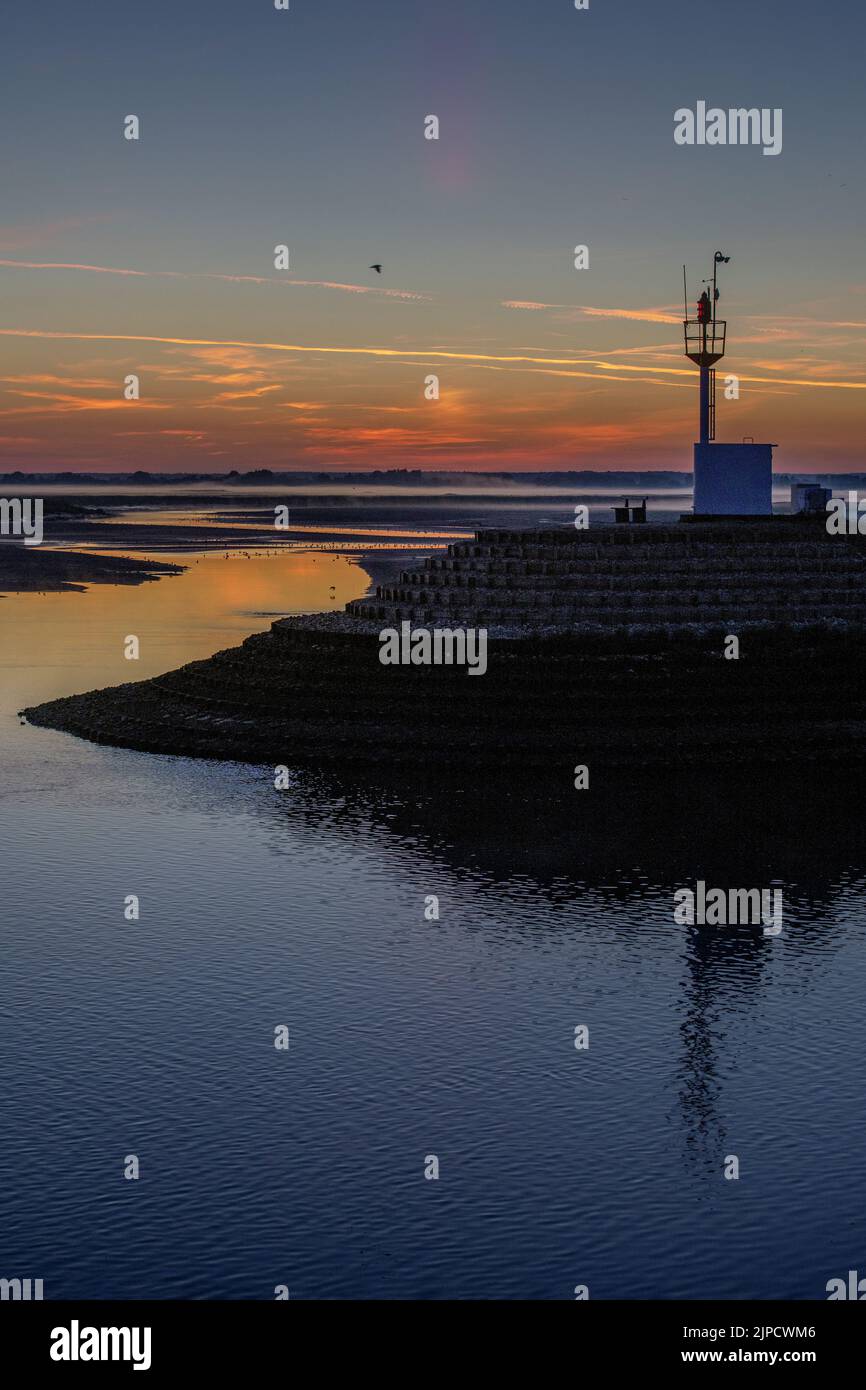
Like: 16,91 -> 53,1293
683,252 -> 773,515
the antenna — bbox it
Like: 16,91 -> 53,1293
712,251 -> 730,326
682,265 -> 688,320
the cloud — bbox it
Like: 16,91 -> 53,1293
501,300 -> 566,311
0,259 -> 431,301
578,306 -> 682,325
745,314 -> 866,330
115,428 -> 210,440
0,387 -> 168,416
0,372 -> 118,389
0,328 -> 862,392
501,300 -> 682,325
209,384 -> 283,404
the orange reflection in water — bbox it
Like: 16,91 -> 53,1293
1,547 -> 371,714
99,509 -> 471,541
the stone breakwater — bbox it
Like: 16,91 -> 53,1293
22,524 -> 866,768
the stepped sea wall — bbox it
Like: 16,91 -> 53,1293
23,523 -> 866,768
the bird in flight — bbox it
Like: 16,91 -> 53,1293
369,263 -> 383,274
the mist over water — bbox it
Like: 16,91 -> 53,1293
2,517 -> 865,1299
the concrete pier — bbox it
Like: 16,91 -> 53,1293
23,521 -> 866,770
349,521 -> 866,630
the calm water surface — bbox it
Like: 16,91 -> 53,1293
1,538 -> 864,1299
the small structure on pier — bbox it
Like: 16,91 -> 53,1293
791,482 -> 832,515
613,497 -> 647,524
684,252 -> 773,515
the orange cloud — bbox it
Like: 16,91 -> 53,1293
0,388 -> 168,416
115,428 -> 209,439
0,329 -> 863,392
501,300 -> 565,310
501,301 -> 682,324
0,372 -> 117,389
209,384 -> 283,404
579,306 -> 682,325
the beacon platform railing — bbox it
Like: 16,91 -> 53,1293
684,318 -> 726,366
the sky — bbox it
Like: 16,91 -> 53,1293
0,0 -> 864,474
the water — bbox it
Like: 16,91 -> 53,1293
1,531 -> 865,1299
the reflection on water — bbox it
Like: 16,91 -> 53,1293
1,541 -> 864,1299
1,548 -> 369,717
97,508 -> 472,541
